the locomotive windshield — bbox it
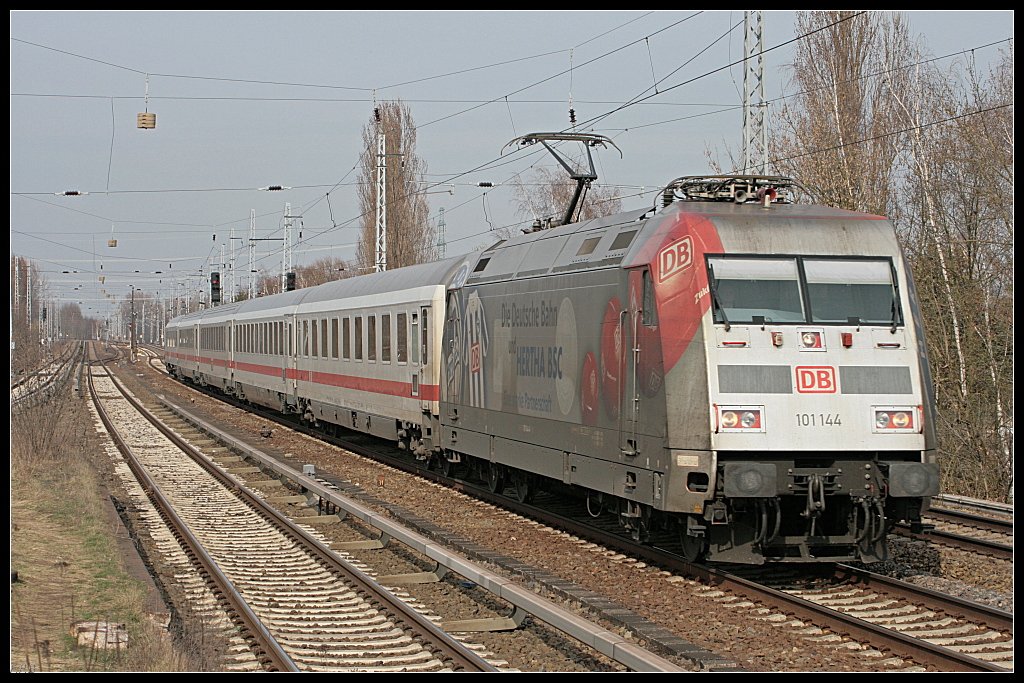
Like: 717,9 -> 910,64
708,255 -> 902,326
804,259 -> 899,324
708,257 -> 804,324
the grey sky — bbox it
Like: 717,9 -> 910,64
9,11 -> 1013,319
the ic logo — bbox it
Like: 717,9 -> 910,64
795,366 -> 837,393
657,236 -> 693,283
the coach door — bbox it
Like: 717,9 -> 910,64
286,314 -> 298,398
419,305 -> 431,411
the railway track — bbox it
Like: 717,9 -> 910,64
88,358 -> 498,672
152,364 -> 1012,671
916,508 -> 1012,560
892,500 -> 1013,561
11,341 -> 82,409
723,564 -> 1014,671
104,353 -> 694,671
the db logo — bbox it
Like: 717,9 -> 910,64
657,235 -> 693,283
796,366 -> 837,393
470,342 -> 481,373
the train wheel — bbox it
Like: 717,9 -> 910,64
679,519 -> 707,563
512,473 -> 534,504
486,463 -> 505,494
440,456 -> 457,479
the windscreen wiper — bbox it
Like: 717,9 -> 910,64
707,264 -> 731,332
888,262 -> 902,333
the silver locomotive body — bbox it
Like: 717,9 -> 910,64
440,199 -> 938,563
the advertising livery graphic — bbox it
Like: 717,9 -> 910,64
449,213 -> 723,430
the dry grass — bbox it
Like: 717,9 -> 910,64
10,390 -> 191,671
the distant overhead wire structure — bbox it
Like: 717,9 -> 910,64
11,15 -> 1012,290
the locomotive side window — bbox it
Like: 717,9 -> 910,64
642,270 -> 658,326
708,257 -> 804,324
397,313 -> 408,363
609,229 -> 637,252
804,259 -> 900,325
576,236 -> 602,257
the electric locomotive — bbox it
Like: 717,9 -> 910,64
438,175 -> 938,563
165,174 -> 938,564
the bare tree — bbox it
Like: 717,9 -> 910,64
296,256 -> 352,287
775,12 -> 1013,500
773,11 -> 912,215
511,167 -> 623,232
355,101 -> 434,271
891,48 -> 1013,500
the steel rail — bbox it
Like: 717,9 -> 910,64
105,360 -> 496,672
87,359 -> 300,672
164,372 -> 1009,672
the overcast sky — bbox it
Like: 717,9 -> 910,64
9,11 -> 1013,319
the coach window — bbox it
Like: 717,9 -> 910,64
368,315 -> 377,362
354,316 -> 363,360
302,320 -> 309,357
411,313 -> 420,364
342,317 -> 351,360
381,314 -> 392,363
396,312 -> 408,363
311,318 -> 319,357
320,319 -> 328,358
287,322 -> 292,356
331,318 -> 339,359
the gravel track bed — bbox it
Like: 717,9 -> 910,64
118,361 -> 979,672
94,370 -> 479,671
871,537 -> 1013,612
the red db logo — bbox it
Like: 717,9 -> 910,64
470,342 -> 481,373
796,366 -> 837,393
657,236 -> 693,283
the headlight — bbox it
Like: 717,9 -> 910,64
873,406 -> 916,432
717,406 -> 765,432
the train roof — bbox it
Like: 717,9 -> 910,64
168,254 -> 468,327
169,197 -> 895,328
